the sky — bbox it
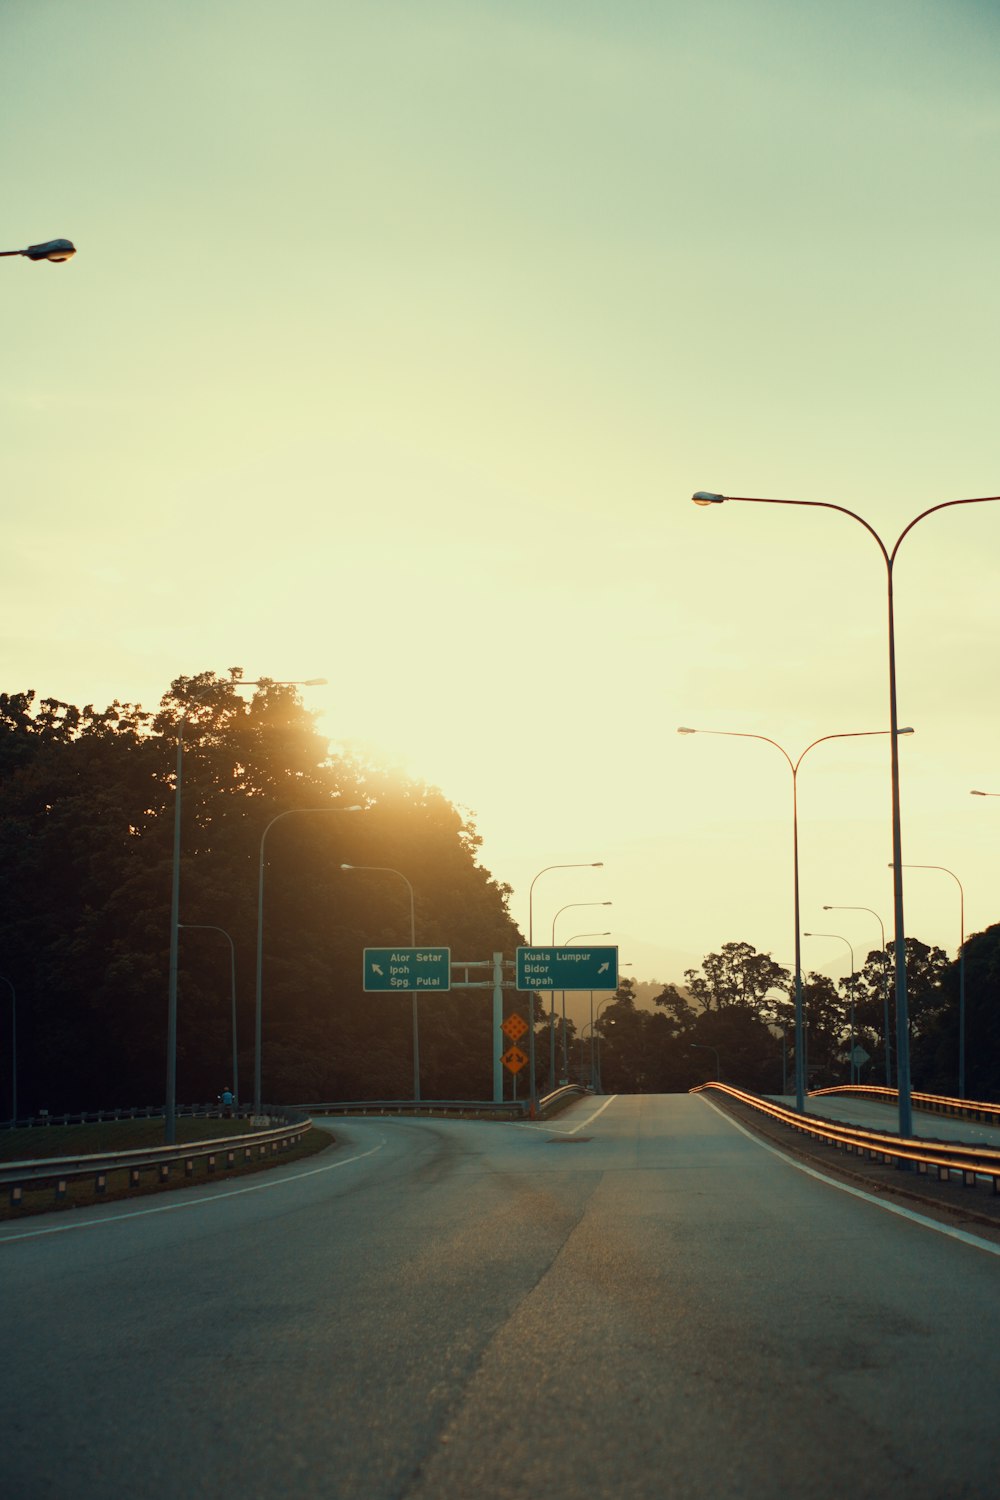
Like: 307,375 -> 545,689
4,0 -> 1000,990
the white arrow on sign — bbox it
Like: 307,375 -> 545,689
371,962 -> 384,976
598,962 -> 609,974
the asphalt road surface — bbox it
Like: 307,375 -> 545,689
3,1093 -> 999,1500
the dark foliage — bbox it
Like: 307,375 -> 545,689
0,675 -> 521,1115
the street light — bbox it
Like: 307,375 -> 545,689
253,801 -> 361,1119
804,932 -> 856,1085
823,905 -> 891,1086
564,931 -> 613,1092
525,860 -> 604,1113
1,238 -> 76,262
692,487 -> 1000,1137
971,790 -> 1000,796
890,861 -> 966,1098
178,925 -> 239,1107
167,674 -> 328,1144
677,724 -> 911,1113
551,902 -> 612,1088
340,863 -> 420,1102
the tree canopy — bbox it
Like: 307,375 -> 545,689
0,674 -> 521,1115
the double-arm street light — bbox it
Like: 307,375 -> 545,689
692,488 -> 1000,1136
804,932 -> 856,1084
1,238 -> 75,262
823,905 -> 890,1086
341,863 -> 420,1101
891,860 -> 966,1098
678,725 -> 910,1112
167,675 -> 327,1143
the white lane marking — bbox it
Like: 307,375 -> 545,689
701,1096 -> 1000,1259
0,1136 -> 386,1245
519,1094 -> 618,1136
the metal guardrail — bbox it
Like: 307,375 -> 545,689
302,1084 -> 590,1121
1,1111 -> 312,1209
809,1083 -> 1000,1127
1,1101 -> 255,1131
0,1088 -> 592,1211
693,1080 -> 1000,1194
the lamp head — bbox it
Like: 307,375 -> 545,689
23,238 -> 75,262
692,491 -> 725,506
676,726 -> 697,735
303,678 -> 328,686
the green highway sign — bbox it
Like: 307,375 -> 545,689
516,946 -> 619,991
363,947 -> 451,992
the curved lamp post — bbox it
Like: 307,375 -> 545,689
178,925 -> 239,1106
253,800 -> 361,1118
341,863 -> 420,1101
167,674 -> 327,1143
823,905 -> 890,1086
692,488 -> 1000,1137
1,239 -> 75,262
525,860 -> 603,1113
804,932 -> 856,1084
891,860 -> 966,1098
563,931 -> 613,1091
677,724 -> 910,1113
551,902 -> 612,1088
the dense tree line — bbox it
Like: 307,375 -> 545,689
3,675 -> 998,1117
0,673 -> 521,1116
591,936 -> 1000,1100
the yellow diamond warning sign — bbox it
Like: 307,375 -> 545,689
502,1045 -> 528,1074
501,1013 -> 528,1042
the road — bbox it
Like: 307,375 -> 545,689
3,1093 -> 999,1499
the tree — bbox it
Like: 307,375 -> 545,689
679,942 -> 791,1021
0,672 -> 524,1115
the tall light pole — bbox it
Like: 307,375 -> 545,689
677,725 -> 910,1112
1,239 -> 75,262
253,801 -> 361,1119
178,925 -> 239,1107
892,861 -> 966,1098
804,932 -> 856,1084
563,930 -> 612,1090
692,488 -> 1000,1137
0,976 -> 15,1122
341,863 -> 420,1102
525,861 -> 603,1113
551,902 -> 612,1088
823,905 -> 890,1086
167,674 -> 327,1143
594,993 -> 617,1093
